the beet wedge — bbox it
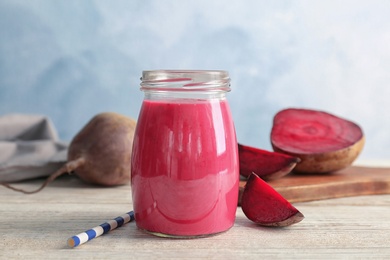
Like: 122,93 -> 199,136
271,108 -> 365,174
238,143 -> 300,180
241,173 -> 304,227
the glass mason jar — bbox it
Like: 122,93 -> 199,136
131,70 -> 239,238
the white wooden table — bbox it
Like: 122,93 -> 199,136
1,161 -> 390,259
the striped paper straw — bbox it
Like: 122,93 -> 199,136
67,211 -> 135,248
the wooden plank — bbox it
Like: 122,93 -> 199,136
239,166 -> 390,203
1,174 -> 390,258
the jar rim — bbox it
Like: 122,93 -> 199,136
140,70 -> 230,92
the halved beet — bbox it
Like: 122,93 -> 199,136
238,143 -> 300,180
271,108 -> 365,173
241,173 -> 304,227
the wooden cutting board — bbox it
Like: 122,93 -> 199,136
238,166 -> 390,204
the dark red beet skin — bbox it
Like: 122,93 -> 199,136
67,112 -> 136,186
241,173 -> 304,227
238,143 -> 300,180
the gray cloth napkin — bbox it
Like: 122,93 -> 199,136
0,114 -> 68,182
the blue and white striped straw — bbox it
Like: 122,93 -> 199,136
67,211 -> 135,248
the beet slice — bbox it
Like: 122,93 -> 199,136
271,108 -> 365,174
241,173 -> 304,227
238,143 -> 300,180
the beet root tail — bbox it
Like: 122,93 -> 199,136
0,157 -> 85,194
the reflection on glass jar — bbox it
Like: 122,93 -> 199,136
131,70 -> 239,238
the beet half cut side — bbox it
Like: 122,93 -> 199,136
271,108 -> 365,174
238,143 -> 300,180
241,173 -> 304,227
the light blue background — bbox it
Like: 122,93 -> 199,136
1,0 -> 389,160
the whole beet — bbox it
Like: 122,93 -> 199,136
68,112 -> 136,186
1,112 -> 136,193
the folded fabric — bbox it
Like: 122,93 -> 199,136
0,114 -> 68,182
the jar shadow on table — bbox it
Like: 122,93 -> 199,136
121,214 -> 292,242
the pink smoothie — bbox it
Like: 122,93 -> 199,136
131,98 -> 239,237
